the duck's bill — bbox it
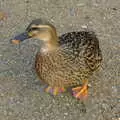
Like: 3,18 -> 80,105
11,32 -> 30,44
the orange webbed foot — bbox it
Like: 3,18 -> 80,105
72,80 -> 88,100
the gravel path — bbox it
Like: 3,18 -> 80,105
0,0 -> 120,120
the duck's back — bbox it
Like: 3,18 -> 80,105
35,31 -> 102,87
59,31 -> 102,70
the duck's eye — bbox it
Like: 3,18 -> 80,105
27,27 -> 41,37
27,27 -> 40,32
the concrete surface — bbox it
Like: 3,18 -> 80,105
0,0 -> 120,120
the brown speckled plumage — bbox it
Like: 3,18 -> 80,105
12,19 -> 103,98
35,31 -> 102,88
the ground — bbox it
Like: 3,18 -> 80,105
0,0 -> 120,120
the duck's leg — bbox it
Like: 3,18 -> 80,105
72,79 -> 88,99
45,86 -> 66,95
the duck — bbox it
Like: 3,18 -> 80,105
11,19 -> 102,99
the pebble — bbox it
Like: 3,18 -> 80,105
64,112 -> 68,115
112,8 -> 117,11
76,3 -> 85,7
0,93 -> 4,97
3,110 -> 7,115
81,25 -> 87,29
25,0 -> 29,3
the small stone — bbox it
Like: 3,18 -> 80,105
3,110 -> 7,115
16,100 -> 20,104
85,16 -> 90,20
89,21 -> 93,24
64,112 -> 68,115
8,111 -> 12,115
112,8 -> 117,11
93,3 -> 99,7
23,83 -> 27,87
46,113 -> 49,117
81,25 -> 87,29
25,0 -> 29,3
76,3 -> 85,7
32,118 -> 35,120
0,93 -> 4,97
63,116 -> 66,119
103,17 -> 106,20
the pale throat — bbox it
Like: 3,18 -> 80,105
39,30 -> 59,53
41,39 -> 59,53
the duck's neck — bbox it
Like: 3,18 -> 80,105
40,25 -> 59,53
41,36 -> 59,53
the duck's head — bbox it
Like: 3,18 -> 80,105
11,19 -> 59,50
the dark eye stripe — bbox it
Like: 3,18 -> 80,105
27,27 -> 40,32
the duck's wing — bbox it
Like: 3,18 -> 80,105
59,31 -> 102,71
83,32 -> 102,71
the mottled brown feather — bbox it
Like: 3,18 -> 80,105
35,31 -> 102,88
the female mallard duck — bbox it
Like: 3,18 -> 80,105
11,19 -> 102,99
